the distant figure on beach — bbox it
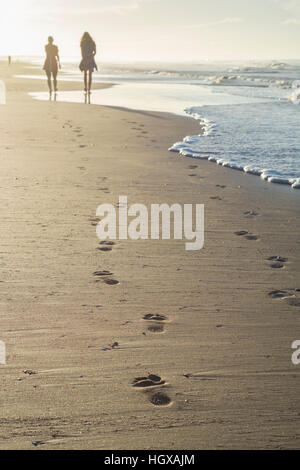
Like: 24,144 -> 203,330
43,36 -> 60,94
79,32 -> 98,94
8,56 -> 11,66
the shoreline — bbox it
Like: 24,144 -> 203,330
0,61 -> 300,449
19,60 -> 300,192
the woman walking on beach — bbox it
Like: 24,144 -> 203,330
79,32 -> 98,94
43,36 -> 60,94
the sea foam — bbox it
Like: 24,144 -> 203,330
169,101 -> 300,188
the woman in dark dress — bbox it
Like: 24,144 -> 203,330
79,32 -> 98,94
43,36 -> 60,93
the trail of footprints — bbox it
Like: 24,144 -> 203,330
87,155 -> 297,409
123,120 -> 152,141
187,164 -> 205,180
88,152 -> 298,409
94,239 -> 119,285
233,218 -> 299,308
62,120 -> 91,149
91,229 -> 172,404
233,211 -> 299,308
131,314 -> 172,406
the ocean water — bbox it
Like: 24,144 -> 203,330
24,59 -> 300,189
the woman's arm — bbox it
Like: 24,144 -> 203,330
56,47 -> 61,69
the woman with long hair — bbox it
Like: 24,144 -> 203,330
43,36 -> 60,94
79,32 -> 98,94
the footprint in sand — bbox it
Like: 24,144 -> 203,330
143,314 -> 168,333
235,231 -> 249,236
150,392 -> 172,406
90,217 -> 100,227
32,441 -> 45,447
270,262 -> 284,269
132,374 -> 165,388
268,289 -> 292,299
147,324 -> 164,333
103,279 -> 119,286
93,268 -> 119,285
245,235 -> 259,240
234,231 -> 259,241
93,270 -> 114,277
268,289 -> 300,308
132,375 -> 172,406
244,210 -> 260,217
216,184 -> 226,188
210,196 -> 222,201
266,256 -> 288,269
97,241 -> 116,252
188,165 -> 198,169
143,314 -> 167,321
268,289 -> 296,299
98,187 -> 110,194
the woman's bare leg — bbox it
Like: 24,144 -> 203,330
53,71 -> 58,92
88,71 -> 93,93
46,71 -> 52,92
84,71 -> 88,92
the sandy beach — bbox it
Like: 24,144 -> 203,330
0,61 -> 300,450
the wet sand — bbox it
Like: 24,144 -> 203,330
0,61 -> 300,449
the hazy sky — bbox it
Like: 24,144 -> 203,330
1,0 -> 300,61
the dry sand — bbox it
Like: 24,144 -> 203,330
0,61 -> 300,450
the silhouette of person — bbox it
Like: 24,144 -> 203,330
43,36 -> 60,94
79,32 -> 97,94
